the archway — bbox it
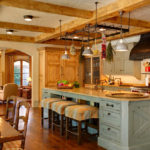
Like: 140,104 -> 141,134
0,41 -> 42,107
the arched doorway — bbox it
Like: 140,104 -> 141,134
0,41 -> 40,107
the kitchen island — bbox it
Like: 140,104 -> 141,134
42,87 -> 150,150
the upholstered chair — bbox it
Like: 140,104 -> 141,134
0,83 -> 18,102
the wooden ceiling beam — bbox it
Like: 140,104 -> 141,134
0,34 -> 34,43
105,16 -> 150,28
35,0 -> 150,42
0,0 -> 93,19
0,34 -> 82,46
0,21 -> 55,33
43,39 -> 81,46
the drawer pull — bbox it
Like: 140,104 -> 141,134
107,113 -> 111,116
106,103 -> 114,107
107,128 -> 111,131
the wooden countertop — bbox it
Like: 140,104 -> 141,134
44,87 -> 150,102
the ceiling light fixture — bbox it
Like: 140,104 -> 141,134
24,15 -> 33,22
99,28 -> 106,32
6,29 -> 14,35
115,11 -> 128,52
59,20 -> 70,60
73,36 -> 79,39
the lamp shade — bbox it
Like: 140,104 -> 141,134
61,51 -> 70,60
82,47 -> 93,56
116,39 -> 128,52
27,77 -> 32,82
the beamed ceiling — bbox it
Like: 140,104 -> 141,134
0,0 -> 150,48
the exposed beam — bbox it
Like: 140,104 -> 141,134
35,0 -> 150,42
0,34 -> 82,46
105,17 -> 150,28
0,34 -> 34,43
43,39 -> 81,46
0,0 -> 93,19
0,21 -> 55,33
39,47 -> 80,51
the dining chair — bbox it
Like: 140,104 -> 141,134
0,96 -> 17,125
3,101 -> 30,150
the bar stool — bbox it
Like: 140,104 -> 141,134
65,105 -> 99,144
51,101 -> 77,136
41,98 -> 62,128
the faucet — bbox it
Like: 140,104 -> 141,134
114,78 -> 122,86
100,79 -> 107,92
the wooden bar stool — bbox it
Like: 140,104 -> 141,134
41,98 -> 62,128
65,105 -> 99,145
51,101 -> 77,136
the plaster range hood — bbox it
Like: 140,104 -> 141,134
129,32 -> 150,61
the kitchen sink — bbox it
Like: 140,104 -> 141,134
105,92 -> 149,99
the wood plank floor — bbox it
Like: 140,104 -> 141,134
0,104 -> 106,150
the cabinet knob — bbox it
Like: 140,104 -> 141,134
107,113 -> 111,116
107,128 -> 111,131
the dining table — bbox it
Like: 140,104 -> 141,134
0,117 -> 24,150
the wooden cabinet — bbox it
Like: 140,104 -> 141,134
39,48 -> 79,101
84,56 -> 100,84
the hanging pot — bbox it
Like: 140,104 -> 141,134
70,44 -> 76,55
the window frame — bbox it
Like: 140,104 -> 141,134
14,60 -> 30,86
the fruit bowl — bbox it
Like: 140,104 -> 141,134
57,80 -> 74,89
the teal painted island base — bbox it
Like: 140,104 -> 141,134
42,87 -> 150,150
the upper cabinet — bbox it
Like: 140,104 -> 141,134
84,56 -> 100,84
103,43 -> 141,79
39,48 -> 79,100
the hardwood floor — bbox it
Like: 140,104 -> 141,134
0,104 -> 106,150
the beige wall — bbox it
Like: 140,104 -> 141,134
0,41 -> 48,107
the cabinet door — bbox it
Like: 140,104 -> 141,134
93,57 -> 100,84
45,52 -> 61,86
62,55 -> 79,82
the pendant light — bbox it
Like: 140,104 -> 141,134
59,20 -> 70,60
116,11 -> 128,52
82,25 -> 93,56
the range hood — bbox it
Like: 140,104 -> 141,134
129,32 -> 150,61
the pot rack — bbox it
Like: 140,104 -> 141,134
60,24 -> 129,43
59,1 -> 130,44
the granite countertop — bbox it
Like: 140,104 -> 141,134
45,87 -> 150,102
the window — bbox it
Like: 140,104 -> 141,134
14,60 -> 30,86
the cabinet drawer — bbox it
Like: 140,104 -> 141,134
42,90 -> 50,99
100,110 -> 120,127
100,124 -> 120,143
101,101 -> 121,111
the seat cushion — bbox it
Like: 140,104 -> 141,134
65,105 -> 99,121
41,98 -> 62,109
3,140 -> 23,150
51,101 -> 77,115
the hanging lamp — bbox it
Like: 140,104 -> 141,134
116,11 -> 128,52
82,25 -> 93,56
59,20 -> 70,60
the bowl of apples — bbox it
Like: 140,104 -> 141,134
57,80 -> 74,89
